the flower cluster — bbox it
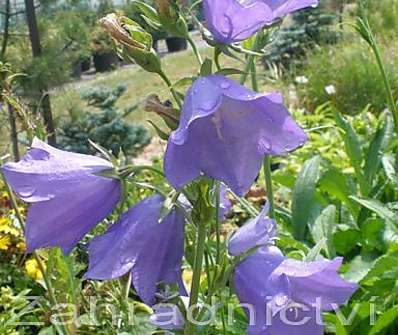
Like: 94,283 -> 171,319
229,208 -> 358,334
1,0 -> 360,334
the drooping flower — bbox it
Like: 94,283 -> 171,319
219,184 -> 232,220
1,138 -> 121,254
150,304 -> 185,330
164,75 -> 307,196
204,0 -> 319,44
228,204 -> 276,256
85,195 -> 186,305
229,209 -> 358,335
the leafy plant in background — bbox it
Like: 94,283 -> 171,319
296,41 -> 398,115
58,85 -> 151,156
1,1 -> 398,335
263,0 -> 339,70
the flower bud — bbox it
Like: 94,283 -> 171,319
154,0 -> 188,38
99,13 -> 162,74
144,94 -> 179,130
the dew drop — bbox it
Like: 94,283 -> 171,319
258,137 -> 272,153
18,186 -> 36,198
220,81 -> 231,89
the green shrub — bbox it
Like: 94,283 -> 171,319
263,0 -> 339,70
296,41 -> 398,115
367,0 -> 398,38
58,85 -> 151,156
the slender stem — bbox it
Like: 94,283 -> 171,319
124,270 -> 132,300
184,222 -> 207,335
158,70 -> 182,109
239,34 -> 261,85
369,32 -> 398,131
187,35 -> 203,66
263,156 -> 276,219
214,47 -> 221,71
241,32 -> 276,219
214,181 -> 221,265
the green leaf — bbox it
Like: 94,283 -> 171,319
333,229 -> 361,255
310,205 -> 336,258
291,155 -> 322,240
342,255 -> 375,283
382,154 -> 397,185
200,58 -> 213,76
350,196 -> 398,226
362,218 -> 385,252
172,76 -> 196,89
361,255 -> 398,285
215,68 -> 245,76
319,168 -> 358,216
364,113 -> 394,181
369,306 -> 398,335
131,1 -> 160,24
147,120 -> 169,140
333,110 -> 368,195
305,238 -> 327,261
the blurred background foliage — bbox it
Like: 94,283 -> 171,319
1,0 -> 398,334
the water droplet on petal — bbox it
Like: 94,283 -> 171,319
258,137 -> 272,153
220,81 -> 231,89
18,186 -> 36,198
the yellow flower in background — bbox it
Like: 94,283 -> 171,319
17,241 -> 26,252
25,258 -> 44,281
0,236 -> 11,250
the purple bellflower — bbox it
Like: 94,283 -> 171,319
164,75 -> 307,196
1,138 -> 121,254
219,184 -> 232,220
229,208 -> 358,335
204,0 -> 319,44
85,195 -> 186,305
150,304 -> 185,331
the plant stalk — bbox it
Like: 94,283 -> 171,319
184,221 -> 207,335
240,33 -> 276,219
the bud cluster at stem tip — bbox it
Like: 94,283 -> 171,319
99,13 -> 162,74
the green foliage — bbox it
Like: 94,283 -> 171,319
263,2 -> 339,70
367,0 -> 398,39
296,41 -> 398,115
58,85 -> 151,156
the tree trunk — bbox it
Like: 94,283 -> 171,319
1,0 -> 11,58
24,0 -> 41,57
24,0 -> 56,145
7,103 -> 20,161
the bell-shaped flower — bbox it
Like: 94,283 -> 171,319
204,0 -> 318,44
219,184 -> 232,220
164,75 -> 307,196
1,138 -> 121,254
228,204 -> 276,256
150,303 -> 185,331
230,209 -> 358,335
85,195 -> 186,305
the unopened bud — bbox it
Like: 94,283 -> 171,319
99,13 -> 162,74
155,0 -> 188,38
144,94 -> 179,130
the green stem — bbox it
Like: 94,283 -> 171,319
368,31 -> 398,131
184,222 -> 207,335
263,156 -> 276,219
214,47 -> 222,71
187,35 -> 203,66
158,70 -> 182,109
214,181 -> 221,265
239,34 -> 262,85
241,33 -> 276,219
